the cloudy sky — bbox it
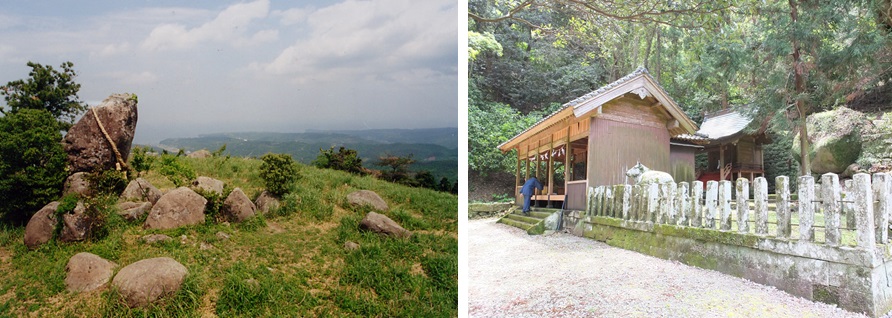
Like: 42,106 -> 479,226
0,0 -> 458,144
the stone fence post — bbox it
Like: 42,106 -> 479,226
737,178 -> 750,234
705,181 -> 717,229
776,176 -> 791,238
873,173 -> 890,244
679,182 -> 690,226
754,177 -> 768,235
799,175 -> 815,242
692,181 -> 703,228
719,181 -> 732,231
821,173 -> 841,247
622,184 -> 631,220
853,173 -> 876,250
647,183 -> 659,223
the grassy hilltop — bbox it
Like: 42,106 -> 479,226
0,156 -> 457,317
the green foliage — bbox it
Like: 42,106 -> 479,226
0,61 -> 87,128
468,30 -> 503,61
438,177 -> 452,192
313,146 -> 366,175
212,144 -> 227,157
85,170 -> 127,197
129,146 -> 154,178
0,109 -> 67,224
259,153 -> 299,196
413,170 -> 437,190
376,154 -> 415,185
157,154 -> 196,187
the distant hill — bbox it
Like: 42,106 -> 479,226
157,128 -> 458,182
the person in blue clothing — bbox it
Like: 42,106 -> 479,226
520,177 -> 543,215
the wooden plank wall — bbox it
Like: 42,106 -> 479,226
669,144 -> 696,183
587,102 -> 670,187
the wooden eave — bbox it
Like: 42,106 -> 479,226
498,107 -> 575,153
572,74 -> 698,136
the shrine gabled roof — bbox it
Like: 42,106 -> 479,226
695,110 -> 753,143
498,67 -> 699,152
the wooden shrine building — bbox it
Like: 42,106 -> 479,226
694,109 -> 771,183
498,67 -> 701,211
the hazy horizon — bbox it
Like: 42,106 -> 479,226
0,0 -> 459,145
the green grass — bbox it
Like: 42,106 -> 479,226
0,156 -> 457,317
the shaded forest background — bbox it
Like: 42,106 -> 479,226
469,0 -> 892,201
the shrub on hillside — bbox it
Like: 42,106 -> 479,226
313,146 -> 366,175
129,146 -> 154,178
158,154 -> 196,187
0,109 -> 67,223
86,170 -> 128,196
259,153 -> 300,196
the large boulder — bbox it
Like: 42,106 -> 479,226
59,201 -> 88,242
62,93 -> 138,173
120,178 -> 162,204
112,257 -> 188,308
254,190 -> 280,214
359,212 -> 411,238
24,202 -> 60,250
858,111 -> 892,173
117,201 -> 152,221
65,252 -> 117,292
191,176 -> 224,196
144,187 -> 207,230
222,188 -> 256,222
187,149 -> 212,158
62,172 -> 92,197
793,107 -> 865,174
347,190 -> 388,212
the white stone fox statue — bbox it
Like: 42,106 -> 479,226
625,162 -> 674,185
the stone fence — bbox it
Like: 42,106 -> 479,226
566,172 -> 892,317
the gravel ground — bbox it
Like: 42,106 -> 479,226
468,218 -> 872,318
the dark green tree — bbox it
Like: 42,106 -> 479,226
376,154 -> 415,184
313,146 -> 366,175
414,170 -> 437,190
0,109 -> 67,223
1,61 -> 87,129
438,177 -> 452,192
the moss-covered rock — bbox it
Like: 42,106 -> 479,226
792,107 -> 864,174
857,111 -> 892,173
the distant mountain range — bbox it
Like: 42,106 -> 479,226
156,128 -> 458,181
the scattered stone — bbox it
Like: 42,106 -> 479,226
24,202 -> 60,250
347,190 -> 389,211
62,93 -> 138,173
117,201 -> 152,221
144,187 -> 207,230
65,252 -> 117,292
344,241 -> 360,251
120,178 -> 162,204
222,188 -> 256,222
359,212 -> 411,238
140,234 -> 172,244
254,190 -> 280,214
112,257 -> 188,308
216,231 -> 231,240
200,242 -> 214,250
187,149 -> 212,159
191,176 -> 224,196
179,235 -> 188,244
60,213 -> 89,242
62,172 -> 92,197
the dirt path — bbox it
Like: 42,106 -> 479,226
468,218 -> 870,317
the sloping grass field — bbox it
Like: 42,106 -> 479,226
0,156 -> 457,317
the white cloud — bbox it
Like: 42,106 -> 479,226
274,8 -> 310,25
140,0 -> 272,51
100,71 -> 159,85
255,0 -> 457,83
94,42 -> 131,57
